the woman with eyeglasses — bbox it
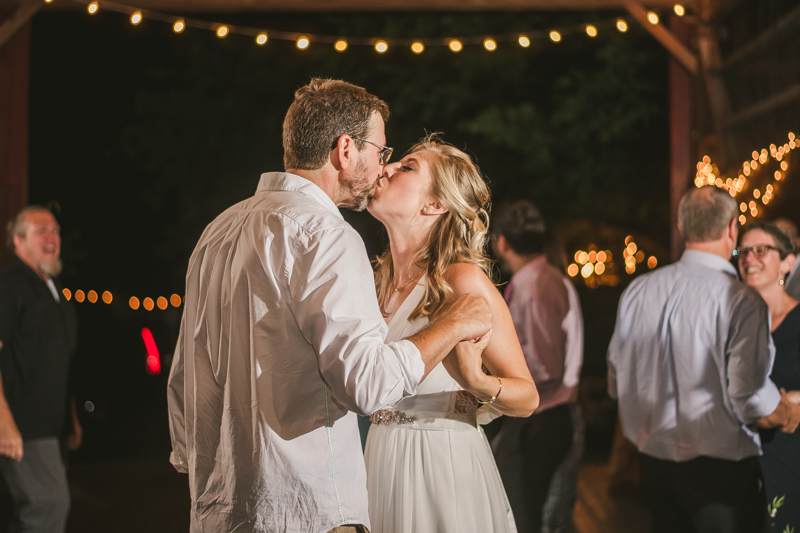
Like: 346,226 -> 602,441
362,135 -> 539,533
737,221 -> 800,531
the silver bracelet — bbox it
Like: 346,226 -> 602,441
477,376 -> 502,405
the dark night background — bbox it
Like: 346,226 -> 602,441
16,8 -> 675,526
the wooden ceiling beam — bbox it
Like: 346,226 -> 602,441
0,0 -> 693,12
0,0 -> 40,48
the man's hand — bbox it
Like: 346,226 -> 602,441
0,414 -> 23,462
444,293 -> 492,341
443,330 -> 492,391
779,389 -> 800,434
755,389 -> 800,434
784,389 -> 800,406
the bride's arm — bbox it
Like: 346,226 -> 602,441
441,263 -> 539,417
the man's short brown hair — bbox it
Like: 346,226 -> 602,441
282,79 -> 390,171
678,186 -> 738,243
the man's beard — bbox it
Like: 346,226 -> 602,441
341,158 -> 377,212
39,258 -> 62,277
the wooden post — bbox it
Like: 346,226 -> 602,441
670,14 -> 693,261
0,12 -> 30,268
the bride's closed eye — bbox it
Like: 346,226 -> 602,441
400,165 -> 413,172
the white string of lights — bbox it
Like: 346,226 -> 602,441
694,132 -> 796,225
40,0 -> 690,54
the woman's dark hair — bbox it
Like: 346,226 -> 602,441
491,200 -> 546,255
739,221 -> 796,259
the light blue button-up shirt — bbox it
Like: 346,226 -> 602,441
608,249 -> 781,461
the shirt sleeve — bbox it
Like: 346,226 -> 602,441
725,292 -> 781,424
286,224 -> 424,416
167,315 -> 188,473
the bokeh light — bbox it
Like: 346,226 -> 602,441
75,290 -> 85,303
129,297 -> 140,310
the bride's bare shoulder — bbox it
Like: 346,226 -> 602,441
444,263 -> 496,298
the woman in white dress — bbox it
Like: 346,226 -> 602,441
364,135 -> 539,533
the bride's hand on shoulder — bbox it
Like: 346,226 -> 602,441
443,330 -> 492,390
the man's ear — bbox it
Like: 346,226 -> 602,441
12,234 -> 24,254
496,235 -> 510,255
331,135 -> 356,171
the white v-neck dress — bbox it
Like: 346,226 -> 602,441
364,277 -> 517,533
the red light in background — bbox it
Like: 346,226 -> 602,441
140,328 -> 161,374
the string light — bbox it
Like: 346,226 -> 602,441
157,296 -> 168,310
374,40 -> 388,54
129,297 -> 140,310
73,1 -> 638,53
696,132 -> 795,224
44,0 -> 53,3
102,291 -> 113,304
75,290 -> 85,303
143,297 -> 155,311
60,288 -> 184,311
88,290 -> 98,303
647,12 -> 660,25
62,288 -> 72,300
674,4 -> 685,16
170,294 -> 182,307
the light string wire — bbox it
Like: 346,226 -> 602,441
61,0 -> 672,49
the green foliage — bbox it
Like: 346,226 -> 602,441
29,11 -> 670,288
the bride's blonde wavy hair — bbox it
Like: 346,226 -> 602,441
375,135 -> 494,321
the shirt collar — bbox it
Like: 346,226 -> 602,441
680,248 -> 737,277
256,172 -> 343,220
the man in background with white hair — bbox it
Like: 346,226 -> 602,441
608,186 -> 800,533
0,206 -> 82,533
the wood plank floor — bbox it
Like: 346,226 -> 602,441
575,461 -> 652,533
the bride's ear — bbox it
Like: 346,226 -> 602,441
423,201 -> 447,216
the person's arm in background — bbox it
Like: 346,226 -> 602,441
727,295 -> 800,433
0,279 -> 23,462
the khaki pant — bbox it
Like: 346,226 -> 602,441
328,526 -> 369,533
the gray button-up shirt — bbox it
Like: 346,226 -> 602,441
608,249 -> 781,461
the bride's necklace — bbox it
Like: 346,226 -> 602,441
391,269 -> 422,293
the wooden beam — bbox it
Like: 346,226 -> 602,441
696,22 -> 735,170
723,1 -> 800,69
0,0 -> 691,11
624,1 -> 699,76
669,14 -> 693,262
0,0 -> 39,49
726,83 -> 800,129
